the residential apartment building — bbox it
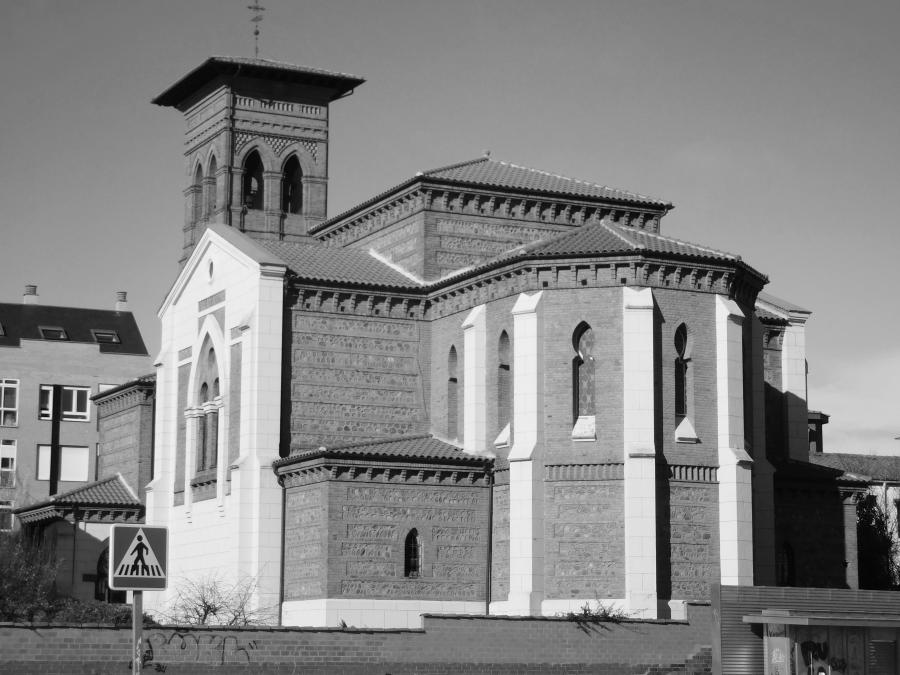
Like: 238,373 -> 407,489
0,286 -> 151,530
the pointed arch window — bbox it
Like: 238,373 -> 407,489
404,529 -> 420,578
205,156 -> 218,217
495,331 -> 511,447
447,346 -> 459,441
572,322 -> 596,440
192,164 -> 204,224
673,323 -> 699,443
193,341 -> 221,474
281,155 -> 303,214
242,151 -> 264,210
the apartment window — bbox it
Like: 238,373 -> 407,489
39,326 -> 68,340
39,385 -> 91,421
91,329 -> 120,344
36,445 -> 90,482
0,440 -> 15,488
0,500 -> 12,531
0,379 -> 18,426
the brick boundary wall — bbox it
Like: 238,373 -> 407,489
0,605 -> 712,675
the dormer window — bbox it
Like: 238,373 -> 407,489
92,329 -> 121,344
39,326 -> 68,340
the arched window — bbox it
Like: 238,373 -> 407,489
205,155 -> 218,217
281,155 -> 303,214
242,151 -> 264,210
447,346 -> 459,440
572,322 -> 595,421
497,331 -> 511,433
195,342 -> 220,473
674,323 -> 690,422
404,529 -> 420,578
192,164 -> 204,223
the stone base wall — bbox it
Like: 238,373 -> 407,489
0,605 -> 712,675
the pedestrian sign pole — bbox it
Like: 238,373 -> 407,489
109,525 -> 168,675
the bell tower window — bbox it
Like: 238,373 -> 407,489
281,155 -> 303,214
192,164 -> 204,224
242,151 -> 264,211
205,155 -> 218,217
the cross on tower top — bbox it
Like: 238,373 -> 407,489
248,2 -> 266,58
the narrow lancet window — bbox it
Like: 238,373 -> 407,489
572,322 -> 595,421
404,529 -> 420,578
497,331 -> 511,432
281,155 -> 303,214
242,151 -> 264,210
447,346 -> 459,440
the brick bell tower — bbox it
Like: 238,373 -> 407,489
153,57 -> 364,265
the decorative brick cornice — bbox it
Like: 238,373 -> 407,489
277,457 -> 491,489
545,463 -> 625,481
667,464 -> 718,483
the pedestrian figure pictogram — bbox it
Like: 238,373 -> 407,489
114,528 -> 164,578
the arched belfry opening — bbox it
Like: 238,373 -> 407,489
192,164 -> 204,225
205,155 -> 218,218
281,155 -> 303,214
242,151 -> 264,211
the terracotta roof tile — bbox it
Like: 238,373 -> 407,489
523,219 -> 740,261
809,452 -> 900,482
275,435 -> 490,467
256,239 -> 422,289
15,474 -> 142,514
422,157 -> 671,206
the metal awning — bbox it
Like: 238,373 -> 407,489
744,609 -> 900,628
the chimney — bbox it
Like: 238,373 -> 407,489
115,291 -> 128,312
23,284 -> 38,304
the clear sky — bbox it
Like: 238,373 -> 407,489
1,0 -> 897,453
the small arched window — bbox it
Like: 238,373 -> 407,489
572,322 -> 595,421
674,323 -> 690,422
497,331 -> 511,432
242,151 -> 264,210
404,529 -> 420,578
206,155 -> 218,217
192,164 -> 204,223
281,155 -> 303,214
447,346 -> 459,440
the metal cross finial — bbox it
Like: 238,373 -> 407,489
248,2 -> 266,58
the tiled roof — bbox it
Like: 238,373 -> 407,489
15,474 -> 142,514
0,303 -> 149,355
256,239 -> 422,289
422,157 -> 671,206
757,291 -> 810,315
153,56 -> 365,108
523,219 -> 739,261
274,435 -> 490,467
809,452 -> 900,482
316,156 -> 671,233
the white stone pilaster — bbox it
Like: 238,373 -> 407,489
715,295 -> 753,585
781,317 -> 809,462
506,291 -> 543,615
462,305 -> 487,456
622,286 -> 657,618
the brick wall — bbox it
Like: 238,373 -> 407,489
96,386 -> 153,500
283,482 -> 328,600
289,310 -> 428,447
327,480 -> 490,601
0,605 -> 713,675
544,478 -> 625,599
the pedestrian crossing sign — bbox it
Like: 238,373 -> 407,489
109,525 -> 168,591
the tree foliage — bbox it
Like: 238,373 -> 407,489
856,492 -> 900,590
0,531 -> 59,621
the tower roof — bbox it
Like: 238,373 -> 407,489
152,56 -> 365,108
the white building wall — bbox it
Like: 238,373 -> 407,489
145,230 -> 285,621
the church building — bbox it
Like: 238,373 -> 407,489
144,56 -> 862,630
